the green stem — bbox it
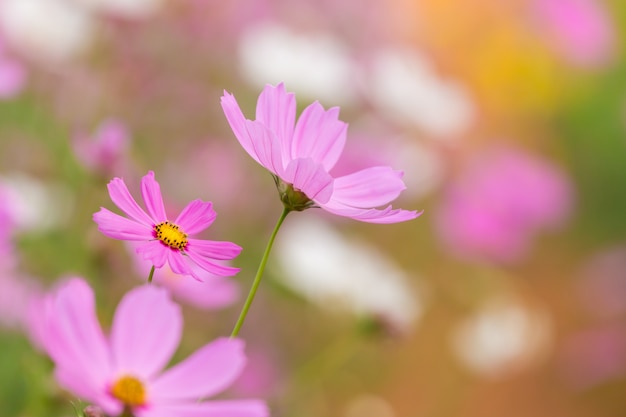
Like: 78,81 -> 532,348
147,265 -> 155,284
231,207 -> 290,338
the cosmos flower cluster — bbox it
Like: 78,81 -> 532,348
28,83 -> 419,416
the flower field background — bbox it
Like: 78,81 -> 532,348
0,0 -> 625,416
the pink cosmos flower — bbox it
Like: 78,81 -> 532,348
220,83 -> 420,224
93,171 -> 242,281
39,278 -> 268,417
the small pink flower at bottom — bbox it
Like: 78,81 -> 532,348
93,171 -> 242,281
220,83 -> 420,224
40,278 -> 268,417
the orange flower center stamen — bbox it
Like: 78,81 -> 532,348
154,221 -> 188,250
111,375 -> 146,407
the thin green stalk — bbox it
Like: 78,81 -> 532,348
231,207 -> 290,338
147,265 -> 155,284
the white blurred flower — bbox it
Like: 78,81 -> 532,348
0,174 -> 74,232
365,47 -> 475,140
0,0 -> 95,64
0,0 -> 162,65
238,22 -> 358,105
450,296 -> 552,378
275,216 -> 423,332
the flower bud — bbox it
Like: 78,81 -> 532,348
274,176 -> 316,212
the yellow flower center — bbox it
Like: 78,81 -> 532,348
154,221 -> 188,250
111,375 -> 146,407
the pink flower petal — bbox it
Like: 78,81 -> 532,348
136,240 -> 170,269
221,92 -> 265,167
167,251 -> 200,281
150,338 -> 247,402
331,166 -> 407,208
291,102 -> 347,171
186,248 -> 241,277
187,239 -> 242,260
107,177 -> 155,226
243,120 -> 285,177
321,203 -> 422,224
110,285 -> 182,380
255,83 -> 296,162
94,208 -> 154,240
46,279 -> 113,397
141,171 -> 168,222
139,400 -> 269,417
174,199 -> 217,235
283,158 -> 334,204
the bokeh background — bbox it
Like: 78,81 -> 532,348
1,0 -> 625,416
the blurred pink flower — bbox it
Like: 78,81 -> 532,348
534,0 -> 616,68
93,171 -> 242,281
0,56 -> 26,99
73,119 -> 130,174
0,184 -> 17,266
434,147 -> 573,263
221,83 -> 420,223
38,278 -> 268,417
559,325 -> 626,388
129,242 -> 239,310
0,273 -> 40,330
577,246 -> 626,319
0,36 -> 26,99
